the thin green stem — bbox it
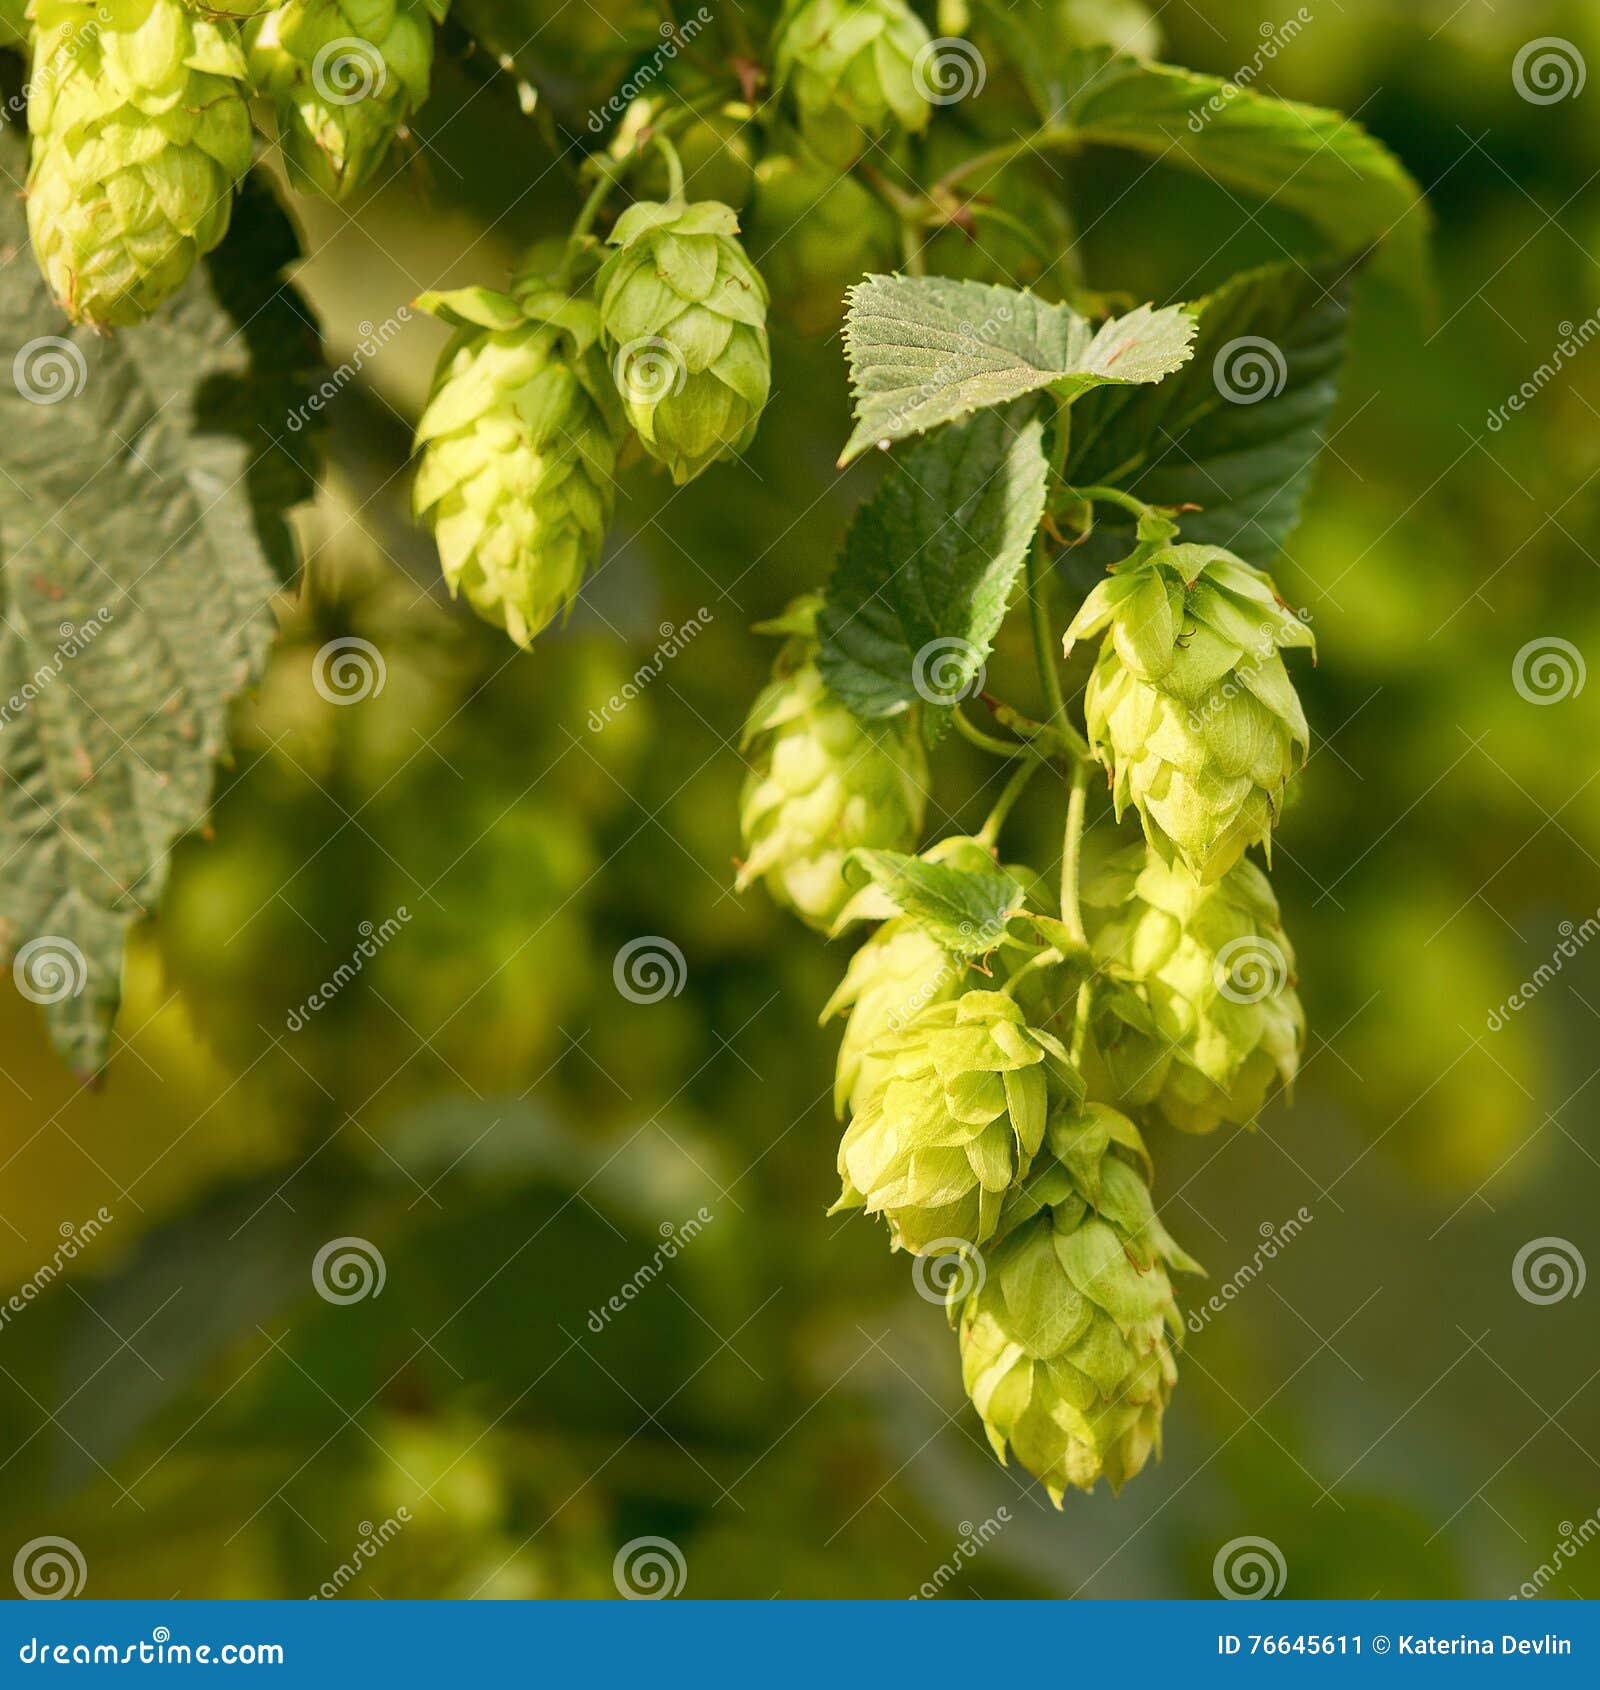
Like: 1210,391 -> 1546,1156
952,708 -> 1033,760
1061,758 -> 1089,942
1061,484 -> 1156,521
1070,977 -> 1096,1069
977,757 -> 1043,848
1026,528 -> 1067,736
932,126 -> 1076,197
653,133 -> 686,202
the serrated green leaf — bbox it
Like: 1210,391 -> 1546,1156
1066,261 -> 1351,565
847,849 -> 1025,957
1056,49 -> 1429,298
839,275 -> 1195,464
818,406 -> 1049,736
0,146 -> 323,1077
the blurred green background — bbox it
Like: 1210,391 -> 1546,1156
3,0 -> 1599,1600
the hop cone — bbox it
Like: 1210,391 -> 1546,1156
1067,543 -> 1314,884
413,284 -> 623,647
26,0 -> 253,326
736,600 -> 927,930
822,919 -> 960,1117
596,198 -> 771,485
952,1103 -> 1199,1502
834,990 -> 1082,1253
1083,844 -> 1304,1135
772,0 -> 932,165
246,0 -> 448,201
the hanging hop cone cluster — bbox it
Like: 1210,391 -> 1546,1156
735,599 -> 926,932
1067,542 -> 1314,885
1083,844 -> 1304,1134
412,285 -> 625,648
246,0 -> 449,202
26,0 -> 254,326
771,0 -> 933,165
953,1104 -> 1200,1502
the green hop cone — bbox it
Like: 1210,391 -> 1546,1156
596,197 -> 771,486
412,283 -> 623,648
1067,542 -> 1314,884
1083,844 -> 1304,1134
26,0 -> 253,326
736,600 -> 927,930
771,0 -> 932,166
246,0 -> 448,202
834,990 -> 1082,1253
952,1102 -> 1200,1502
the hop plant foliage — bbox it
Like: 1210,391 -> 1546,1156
1067,542 -> 1315,885
1084,844 -> 1304,1134
246,0 -> 448,201
834,990 -> 1082,1253
596,197 -> 771,486
412,283 -> 624,648
736,600 -> 928,932
26,0 -> 254,325
952,1104 -> 1200,1502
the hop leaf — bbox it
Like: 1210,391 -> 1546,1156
834,990 -> 1082,1253
26,0 -> 254,325
596,198 -> 771,485
953,1103 -> 1200,1503
1068,541 -> 1314,883
736,599 -> 927,931
412,283 -> 624,647
1083,844 -> 1304,1134
246,0 -> 448,202
771,0 -> 933,166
